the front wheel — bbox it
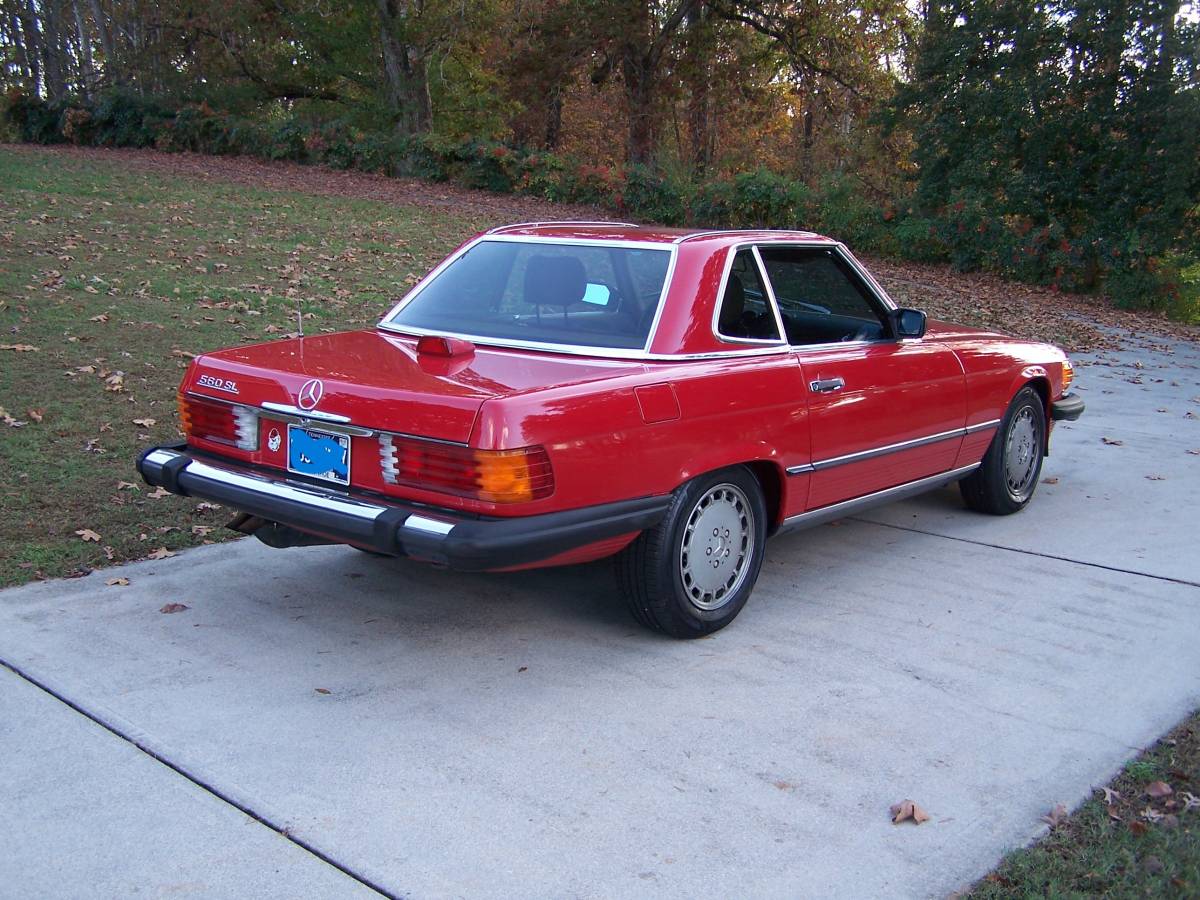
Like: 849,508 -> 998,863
960,385 -> 1046,515
616,466 -> 767,638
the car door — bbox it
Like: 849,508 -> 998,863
756,245 -> 967,510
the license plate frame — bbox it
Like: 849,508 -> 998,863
286,424 -> 351,486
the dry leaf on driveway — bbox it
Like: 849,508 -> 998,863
315,687 -> 332,695
159,603 -> 189,614
146,547 -> 176,560
1101,436 -> 1124,446
105,577 -> 130,586
1146,474 -> 1166,481
889,800 -> 930,825
75,528 -> 101,542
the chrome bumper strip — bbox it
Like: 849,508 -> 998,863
785,420 -> 1000,476
777,463 -> 981,535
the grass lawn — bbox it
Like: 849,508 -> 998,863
968,710 -> 1200,898
0,146 -> 488,586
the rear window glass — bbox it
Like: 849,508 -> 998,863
384,240 -> 672,350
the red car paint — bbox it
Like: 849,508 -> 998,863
161,224 -> 1075,570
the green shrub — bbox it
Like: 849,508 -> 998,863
4,89 -> 68,143
730,169 -> 812,229
621,164 -> 687,224
813,175 -> 887,252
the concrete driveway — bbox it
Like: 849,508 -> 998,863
2,335 -> 1198,899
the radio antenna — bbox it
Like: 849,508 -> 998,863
296,301 -> 304,338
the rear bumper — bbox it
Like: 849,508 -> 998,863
1051,393 -> 1085,422
136,444 -> 669,571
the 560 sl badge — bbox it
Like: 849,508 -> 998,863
196,373 -> 239,394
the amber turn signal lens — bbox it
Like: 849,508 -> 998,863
177,391 -> 193,438
1062,359 -> 1074,393
475,448 -> 553,503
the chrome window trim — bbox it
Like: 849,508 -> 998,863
752,242 -> 899,350
777,463 -> 982,534
487,220 -> 639,234
785,420 -> 1000,475
378,235 -> 678,359
709,244 -> 788,347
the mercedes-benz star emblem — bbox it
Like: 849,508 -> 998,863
297,378 -> 324,411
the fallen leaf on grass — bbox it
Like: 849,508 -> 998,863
116,480 -> 139,491
1181,792 -> 1200,812
890,800 -> 930,825
1101,437 -> 1124,446
1146,781 -> 1173,798
1129,820 -> 1149,836
315,687 -> 331,695
0,407 -> 26,427
26,408 -> 44,423
0,343 -> 38,351
1142,806 -> 1164,822
105,577 -> 130,586
103,546 -> 115,560
1102,787 -> 1122,804
1042,803 -> 1069,827
75,528 -> 101,542
146,547 -> 176,560
195,501 -> 221,512
132,417 -> 156,427
1106,805 -> 1122,821
159,602 -> 189,614
190,525 -> 214,537
147,486 -> 171,499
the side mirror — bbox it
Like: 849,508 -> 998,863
893,308 -> 927,339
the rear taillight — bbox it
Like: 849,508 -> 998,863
379,434 -> 553,504
179,393 -> 258,451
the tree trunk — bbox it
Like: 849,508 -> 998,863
622,54 -> 656,164
17,0 -> 43,95
86,0 -> 116,85
684,4 -> 710,174
38,0 -> 68,98
72,0 -> 96,96
6,3 -> 33,87
543,91 -> 563,150
377,0 -> 432,136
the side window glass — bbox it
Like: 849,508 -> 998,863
758,248 -> 888,345
716,249 -> 781,342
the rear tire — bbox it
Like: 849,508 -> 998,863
616,466 -> 767,638
960,385 -> 1046,515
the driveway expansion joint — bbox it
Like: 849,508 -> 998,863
852,517 -> 1200,589
0,654 -> 401,900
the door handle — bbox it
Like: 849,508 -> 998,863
810,377 -> 845,393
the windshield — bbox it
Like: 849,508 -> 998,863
383,239 -> 672,350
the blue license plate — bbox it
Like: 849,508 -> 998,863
286,425 -> 350,485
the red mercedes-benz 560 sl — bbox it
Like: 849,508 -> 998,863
138,223 -> 1084,637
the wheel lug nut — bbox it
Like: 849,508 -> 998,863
706,548 -> 712,555
713,528 -> 718,536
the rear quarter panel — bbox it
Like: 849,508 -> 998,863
471,353 -> 809,522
